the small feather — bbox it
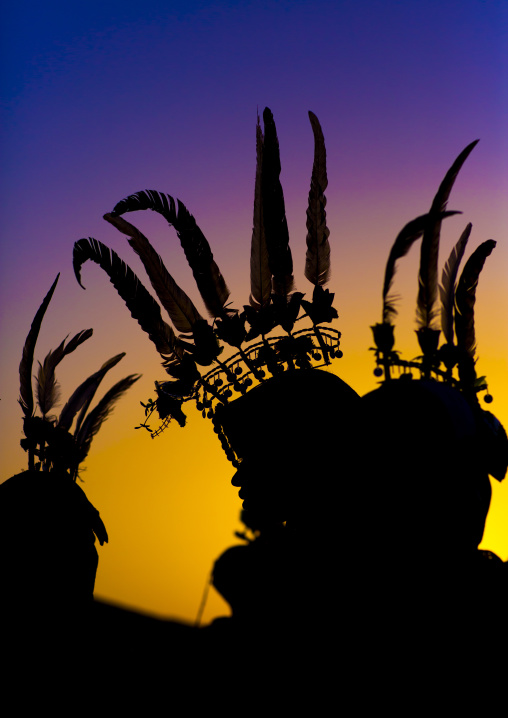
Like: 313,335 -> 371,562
382,212 -> 459,323
35,329 -> 93,417
110,190 -> 230,318
73,237 -> 184,362
455,239 -> 496,359
74,374 -> 141,470
36,354 -> 61,417
19,274 -> 60,417
58,353 -> 126,433
417,140 -> 479,330
261,107 -> 294,297
104,212 -> 203,333
249,114 -> 271,310
439,223 -> 472,344
305,111 -> 330,287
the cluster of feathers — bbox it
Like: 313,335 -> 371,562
19,274 -> 140,478
73,108 -> 341,430
372,138 -> 497,396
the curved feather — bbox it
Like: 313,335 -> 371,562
58,352 -> 126,432
305,111 -> 330,287
382,212 -> 459,323
110,190 -> 230,318
249,114 -> 271,310
261,107 -> 294,297
104,212 -> 203,333
73,237 -> 184,361
35,329 -> 93,417
19,274 -> 60,417
455,239 -> 496,359
74,374 -> 141,470
417,140 -> 479,330
439,223 -> 472,344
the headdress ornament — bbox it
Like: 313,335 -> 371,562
18,272 -> 140,483
73,109 -> 344,462
369,139 -> 507,482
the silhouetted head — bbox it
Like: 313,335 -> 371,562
214,369 -> 360,526
0,470 -> 107,623
356,379 -> 503,557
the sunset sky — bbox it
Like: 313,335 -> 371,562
1,0 -> 507,624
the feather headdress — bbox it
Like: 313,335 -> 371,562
73,109 -> 342,440
371,139 -> 498,402
19,274 -> 140,478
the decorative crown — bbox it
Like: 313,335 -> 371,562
73,108 -> 342,440
370,138 -> 497,405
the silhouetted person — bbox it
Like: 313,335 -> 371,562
0,470 -> 107,625
352,378 -> 508,685
205,368 -> 361,676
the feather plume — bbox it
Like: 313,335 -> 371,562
249,114 -> 271,310
305,111 -> 330,287
261,107 -> 294,297
19,274 -> 60,417
417,140 -> 479,330
439,223 -> 472,344
109,190 -> 230,318
36,354 -> 61,417
382,212 -> 459,323
455,239 -> 496,359
104,212 -> 203,333
58,352 -> 126,432
73,237 -> 184,361
35,329 -> 93,417
74,374 -> 141,470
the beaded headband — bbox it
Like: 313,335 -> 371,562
73,109 -> 342,446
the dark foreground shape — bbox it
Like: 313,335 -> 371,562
352,379 -> 508,672
0,470 -> 106,638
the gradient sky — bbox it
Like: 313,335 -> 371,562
1,0 -> 507,623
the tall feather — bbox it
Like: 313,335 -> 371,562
73,374 -> 141,472
58,352 -> 126,432
109,190 -> 230,318
261,107 -> 294,298
439,223 -> 472,344
305,111 -> 330,287
417,139 -> 479,330
73,237 -> 184,361
455,239 -> 496,359
19,274 -> 60,417
103,213 -> 203,332
249,114 -> 271,310
382,212 -> 459,323
35,329 -> 93,417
